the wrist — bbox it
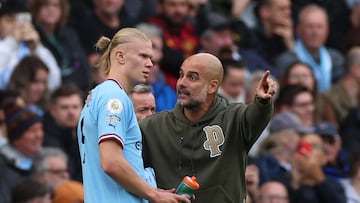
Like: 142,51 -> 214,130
255,96 -> 271,104
146,188 -> 159,202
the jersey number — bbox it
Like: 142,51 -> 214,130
80,118 -> 86,163
80,118 -> 85,144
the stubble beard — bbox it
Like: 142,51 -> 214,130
178,86 -> 208,109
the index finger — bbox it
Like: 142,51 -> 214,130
259,70 -> 270,85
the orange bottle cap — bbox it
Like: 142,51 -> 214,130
183,176 -> 200,190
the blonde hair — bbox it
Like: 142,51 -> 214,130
95,28 -> 151,76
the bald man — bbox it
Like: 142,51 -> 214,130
140,53 -> 277,202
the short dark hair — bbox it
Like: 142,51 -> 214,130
276,84 -> 312,107
221,59 -> 245,77
50,84 -> 83,104
11,178 -> 52,203
258,0 -> 273,7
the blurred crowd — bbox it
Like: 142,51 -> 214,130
0,0 -> 360,202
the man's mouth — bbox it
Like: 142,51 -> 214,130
178,89 -> 190,96
143,71 -> 150,78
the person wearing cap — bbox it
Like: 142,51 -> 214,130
276,132 -> 346,203
269,111 -> 313,134
0,104 -> 44,203
252,112 -> 304,184
0,90 -> 26,147
315,121 -> 350,180
0,0 -> 60,92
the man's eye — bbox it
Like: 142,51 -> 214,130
141,54 -> 149,58
138,108 -> 146,113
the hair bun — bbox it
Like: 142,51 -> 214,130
95,36 -> 111,53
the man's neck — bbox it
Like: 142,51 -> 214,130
184,108 -> 207,123
304,45 -> 321,59
95,9 -> 120,28
107,74 -> 131,94
183,97 -> 214,122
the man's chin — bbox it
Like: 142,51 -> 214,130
178,100 -> 201,109
177,99 -> 188,107
137,78 -> 147,85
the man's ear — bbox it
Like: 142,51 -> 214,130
208,80 -> 219,94
115,50 -> 125,64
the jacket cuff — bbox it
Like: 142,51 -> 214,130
255,96 -> 271,105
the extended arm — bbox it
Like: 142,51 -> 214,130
241,70 -> 277,147
99,140 -> 190,203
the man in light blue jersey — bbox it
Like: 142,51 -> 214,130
77,28 -> 190,203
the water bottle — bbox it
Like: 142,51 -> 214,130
175,176 -> 200,199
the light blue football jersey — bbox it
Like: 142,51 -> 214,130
77,79 -> 147,203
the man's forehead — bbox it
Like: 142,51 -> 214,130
128,37 -> 152,47
181,59 -> 205,70
180,65 -> 202,74
128,40 -> 153,55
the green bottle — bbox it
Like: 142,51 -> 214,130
175,176 -> 200,199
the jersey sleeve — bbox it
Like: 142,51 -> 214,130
95,84 -> 130,147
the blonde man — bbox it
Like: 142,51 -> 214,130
77,28 -> 189,203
